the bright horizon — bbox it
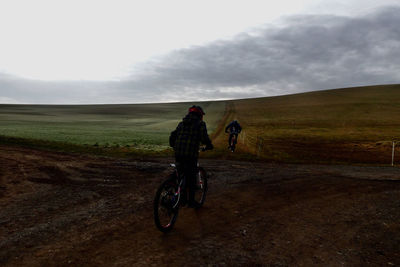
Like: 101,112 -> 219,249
1,0 -> 400,104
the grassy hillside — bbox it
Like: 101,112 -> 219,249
229,84 -> 400,164
0,102 -> 226,151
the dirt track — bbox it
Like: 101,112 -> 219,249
1,145 -> 399,266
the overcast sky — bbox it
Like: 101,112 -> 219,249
1,0 -> 400,104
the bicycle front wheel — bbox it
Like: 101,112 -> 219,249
193,167 -> 208,207
230,136 -> 237,152
154,178 -> 179,233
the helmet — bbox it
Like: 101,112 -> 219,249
188,105 -> 205,116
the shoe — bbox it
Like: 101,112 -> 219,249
180,195 -> 187,207
188,202 -> 201,209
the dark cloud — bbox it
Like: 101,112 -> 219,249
1,6 -> 399,104
134,6 -> 400,98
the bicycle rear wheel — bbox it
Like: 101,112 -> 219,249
193,167 -> 208,207
154,178 -> 179,233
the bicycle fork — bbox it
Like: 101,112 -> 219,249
172,178 -> 185,209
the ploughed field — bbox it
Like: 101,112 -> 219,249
1,144 -> 399,266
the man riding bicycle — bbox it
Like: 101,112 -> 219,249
169,105 -> 213,208
225,120 -> 242,151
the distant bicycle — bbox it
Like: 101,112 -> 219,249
229,133 -> 237,152
225,120 -> 241,152
226,131 -> 238,152
153,151 -> 208,233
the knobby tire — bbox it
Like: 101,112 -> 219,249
153,178 -> 179,233
193,167 -> 208,207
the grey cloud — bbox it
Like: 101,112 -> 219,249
135,6 -> 400,97
1,6 -> 399,104
0,74 -> 116,104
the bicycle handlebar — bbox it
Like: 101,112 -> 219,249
200,147 -> 208,152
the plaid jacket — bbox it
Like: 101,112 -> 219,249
170,113 -> 212,158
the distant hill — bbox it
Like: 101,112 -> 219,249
222,84 -> 400,164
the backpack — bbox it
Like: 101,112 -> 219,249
169,129 -> 177,147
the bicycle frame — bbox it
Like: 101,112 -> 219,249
231,134 -> 237,145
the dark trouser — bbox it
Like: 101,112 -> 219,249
175,156 -> 197,204
228,133 -> 238,147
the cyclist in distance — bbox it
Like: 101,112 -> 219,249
225,120 -> 242,151
169,105 -> 213,208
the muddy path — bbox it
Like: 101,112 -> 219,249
0,144 -> 399,266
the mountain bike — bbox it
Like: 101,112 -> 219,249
228,133 -> 238,152
153,157 -> 208,233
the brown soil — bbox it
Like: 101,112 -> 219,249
1,144 -> 399,266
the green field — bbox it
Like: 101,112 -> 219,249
0,102 -> 226,151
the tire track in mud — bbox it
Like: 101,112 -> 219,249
209,101 -> 235,144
